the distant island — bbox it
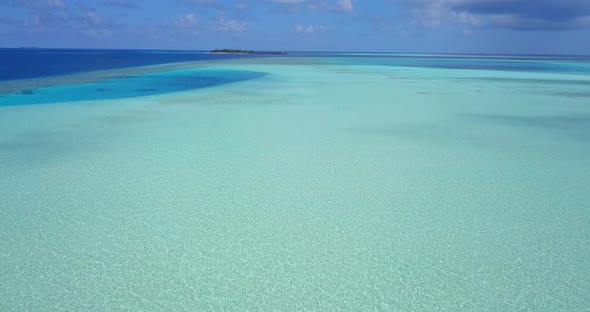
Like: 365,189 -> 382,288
210,49 -> 287,55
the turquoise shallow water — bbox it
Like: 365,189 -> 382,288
1,56 -> 589,311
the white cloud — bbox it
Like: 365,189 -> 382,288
272,0 -> 306,3
83,29 -> 111,38
3,0 -> 66,9
338,0 -> 353,12
102,0 -> 140,9
46,0 -> 65,8
87,11 -> 102,25
175,13 -> 198,28
271,0 -> 354,13
295,24 -> 314,33
184,0 -> 217,4
25,15 -> 43,27
295,23 -> 328,33
214,17 -> 247,32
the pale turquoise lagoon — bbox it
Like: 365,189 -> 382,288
1,56 -> 589,311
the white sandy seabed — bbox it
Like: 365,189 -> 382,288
0,57 -> 589,311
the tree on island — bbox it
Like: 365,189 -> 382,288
210,49 -> 255,54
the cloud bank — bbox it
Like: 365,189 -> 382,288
410,0 -> 590,30
271,0 -> 354,13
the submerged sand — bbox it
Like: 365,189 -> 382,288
1,56 -> 589,311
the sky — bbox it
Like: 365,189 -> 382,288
1,0 -> 590,54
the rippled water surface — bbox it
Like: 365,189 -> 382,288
1,54 -> 589,311
0,69 -> 265,106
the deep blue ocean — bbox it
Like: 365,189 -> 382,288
2,48 -> 589,106
3,48 -> 590,82
0,48 -> 261,81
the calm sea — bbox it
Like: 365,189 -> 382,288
0,48 -> 262,81
3,48 -> 590,82
1,49 -> 589,310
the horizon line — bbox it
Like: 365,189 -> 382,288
2,47 -> 590,58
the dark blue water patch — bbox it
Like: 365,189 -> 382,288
465,113 -> 590,128
0,69 -> 266,106
463,113 -> 590,141
465,77 -> 590,87
290,51 -> 590,62
326,57 -> 590,75
550,91 -> 590,98
0,48 -> 267,81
